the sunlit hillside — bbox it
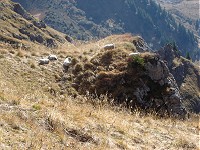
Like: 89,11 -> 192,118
0,0 -> 199,149
0,36 -> 199,149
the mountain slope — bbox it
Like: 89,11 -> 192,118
155,0 -> 199,34
0,1 -> 200,149
0,0 -> 70,49
0,35 -> 199,150
12,0 -> 199,60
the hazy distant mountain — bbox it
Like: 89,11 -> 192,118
12,0 -> 199,60
155,0 -> 199,36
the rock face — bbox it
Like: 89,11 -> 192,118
158,44 -> 200,113
158,44 -> 180,69
145,58 -> 169,85
132,36 -> 151,52
68,39 -> 187,118
142,54 -> 186,117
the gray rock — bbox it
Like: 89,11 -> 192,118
33,20 -> 46,29
35,35 -> 44,43
65,35 -> 73,43
132,36 -> 151,52
145,56 -> 187,118
145,59 -> 169,86
29,34 -> 36,42
19,28 -> 30,35
12,33 -> 26,40
158,44 -> 180,67
134,83 -> 150,106
46,38 -> 57,48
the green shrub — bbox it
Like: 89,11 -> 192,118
32,104 -> 41,110
134,56 -> 144,66
129,55 -> 145,67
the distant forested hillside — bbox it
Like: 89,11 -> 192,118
12,0 -> 199,60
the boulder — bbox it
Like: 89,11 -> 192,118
132,36 -> 151,52
65,35 -> 73,43
33,20 -> 46,29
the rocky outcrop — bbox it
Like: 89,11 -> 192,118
145,57 -> 169,85
65,35 -> 73,43
32,20 -> 46,29
142,54 -> 186,118
158,44 -> 180,68
132,36 -> 151,52
67,42 -> 187,118
18,27 -> 57,47
158,44 -> 200,113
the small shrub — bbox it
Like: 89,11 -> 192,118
45,110 -> 65,131
129,55 -> 145,67
0,92 -> 6,101
32,104 -> 41,110
54,73 -> 61,80
28,60 -> 36,69
9,50 -> 15,54
11,99 -> 20,105
30,63 -> 36,69
84,62 -> 95,70
74,63 -> 83,74
134,56 -> 145,66
186,52 -> 191,60
83,51 -> 87,55
0,55 -> 4,59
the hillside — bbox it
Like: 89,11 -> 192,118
0,1 -> 200,149
12,0 -> 199,60
0,36 -> 200,150
155,0 -> 199,35
0,0 -> 70,50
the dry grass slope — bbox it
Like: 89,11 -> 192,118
0,36 -> 199,149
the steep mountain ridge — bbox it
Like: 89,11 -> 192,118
12,0 -> 199,60
0,0 -> 69,49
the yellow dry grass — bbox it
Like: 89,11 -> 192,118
0,38 -> 199,150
